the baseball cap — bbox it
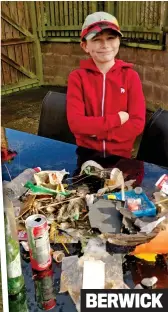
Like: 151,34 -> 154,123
81,12 -> 123,40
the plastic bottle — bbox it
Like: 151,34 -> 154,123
4,195 -> 29,311
3,167 -> 41,199
8,285 -> 28,312
4,195 -> 26,296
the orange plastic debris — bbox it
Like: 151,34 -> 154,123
131,230 -> 168,255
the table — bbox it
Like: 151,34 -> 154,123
2,128 -> 168,311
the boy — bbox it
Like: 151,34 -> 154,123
67,12 -> 146,160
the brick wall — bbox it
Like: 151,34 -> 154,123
41,34 -> 168,111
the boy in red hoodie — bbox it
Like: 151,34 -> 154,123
67,12 -> 146,160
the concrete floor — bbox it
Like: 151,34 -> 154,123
1,86 -> 152,157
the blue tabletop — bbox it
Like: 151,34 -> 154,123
2,128 -> 77,181
2,128 -> 167,197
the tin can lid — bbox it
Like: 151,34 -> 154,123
25,214 -> 47,228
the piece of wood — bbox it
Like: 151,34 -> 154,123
105,1 -> 114,14
44,25 -> 83,31
118,1 -> 122,25
59,1 -> 65,37
1,65 -> 4,86
1,53 -> 37,79
54,1 -> 60,37
74,2 -> 78,37
121,41 -> 163,50
29,1 -> 43,84
21,43 -> 30,72
17,1 -> 25,29
50,1 -> 55,26
28,42 -> 34,73
24,1 -> 30,30
35,1 -> 42,39
1,37 -> 34,46
45,1 -> 51,36
9,2 -> 19,37
83,1 -> 88,20
1,11 -> 33,38
121,25 -> 161,33
1,46 -> 12,85
1,6 -> 5,40
40,1 -> 46,38
64,1 -> 69,37
1,78 -> 39,95
4,3 -> 18,84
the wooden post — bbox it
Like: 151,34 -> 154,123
161,1 -> 168,29
105,1 -> 115,15
91,1 -> 97,12
159,1 -> 167,45
29,1 -> 43,85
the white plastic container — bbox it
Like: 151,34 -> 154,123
3,167 -> 41,199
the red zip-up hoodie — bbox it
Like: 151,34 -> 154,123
67,58 -> 146,158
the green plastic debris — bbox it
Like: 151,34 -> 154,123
24,181 -> 70,196
74,214 -> 79,221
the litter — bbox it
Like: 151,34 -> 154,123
134,253 -> 157,262
53,250 -> 65,263
141,276 -> 158,288
108,190 -> 156,217
88,198 -> 123,233
155,174 -> 168,195
60,238 -> 126,310
4,159 -> 168,311
82,260 -> 105,289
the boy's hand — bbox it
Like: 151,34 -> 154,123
118,111 -> 129,125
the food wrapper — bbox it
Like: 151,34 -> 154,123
34,170 -> 69,188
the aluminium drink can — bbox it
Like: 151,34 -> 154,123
25,214 -> 51,271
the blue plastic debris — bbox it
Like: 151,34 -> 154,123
103,190 -> 156,217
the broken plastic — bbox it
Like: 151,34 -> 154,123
24,181 -> 70,196
80,160 -> 104,176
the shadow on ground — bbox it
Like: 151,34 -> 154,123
1,86 -> 67,135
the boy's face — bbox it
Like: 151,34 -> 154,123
81,29 -> 120,64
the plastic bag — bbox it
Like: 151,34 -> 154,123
60,238 -> 128,309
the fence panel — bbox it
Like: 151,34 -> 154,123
1,1 -> 41,94
35,1 -> 168,49
106,1 -> 165,47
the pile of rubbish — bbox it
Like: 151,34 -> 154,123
4,160 -> 167,249
3,160 -> 168,308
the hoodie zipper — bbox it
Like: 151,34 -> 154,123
102,74 -> 106,158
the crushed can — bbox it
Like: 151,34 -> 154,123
25,214 -> 51,271
33,266 -> 56,310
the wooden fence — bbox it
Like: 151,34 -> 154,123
35,1 -> 168,49
1,1 -> 168,94
1,1 -> 43,94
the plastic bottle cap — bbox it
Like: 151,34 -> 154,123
134,187 -> 143,194
33,167 -> 41,173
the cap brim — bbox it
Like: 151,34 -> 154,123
84,25 -> 123,40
